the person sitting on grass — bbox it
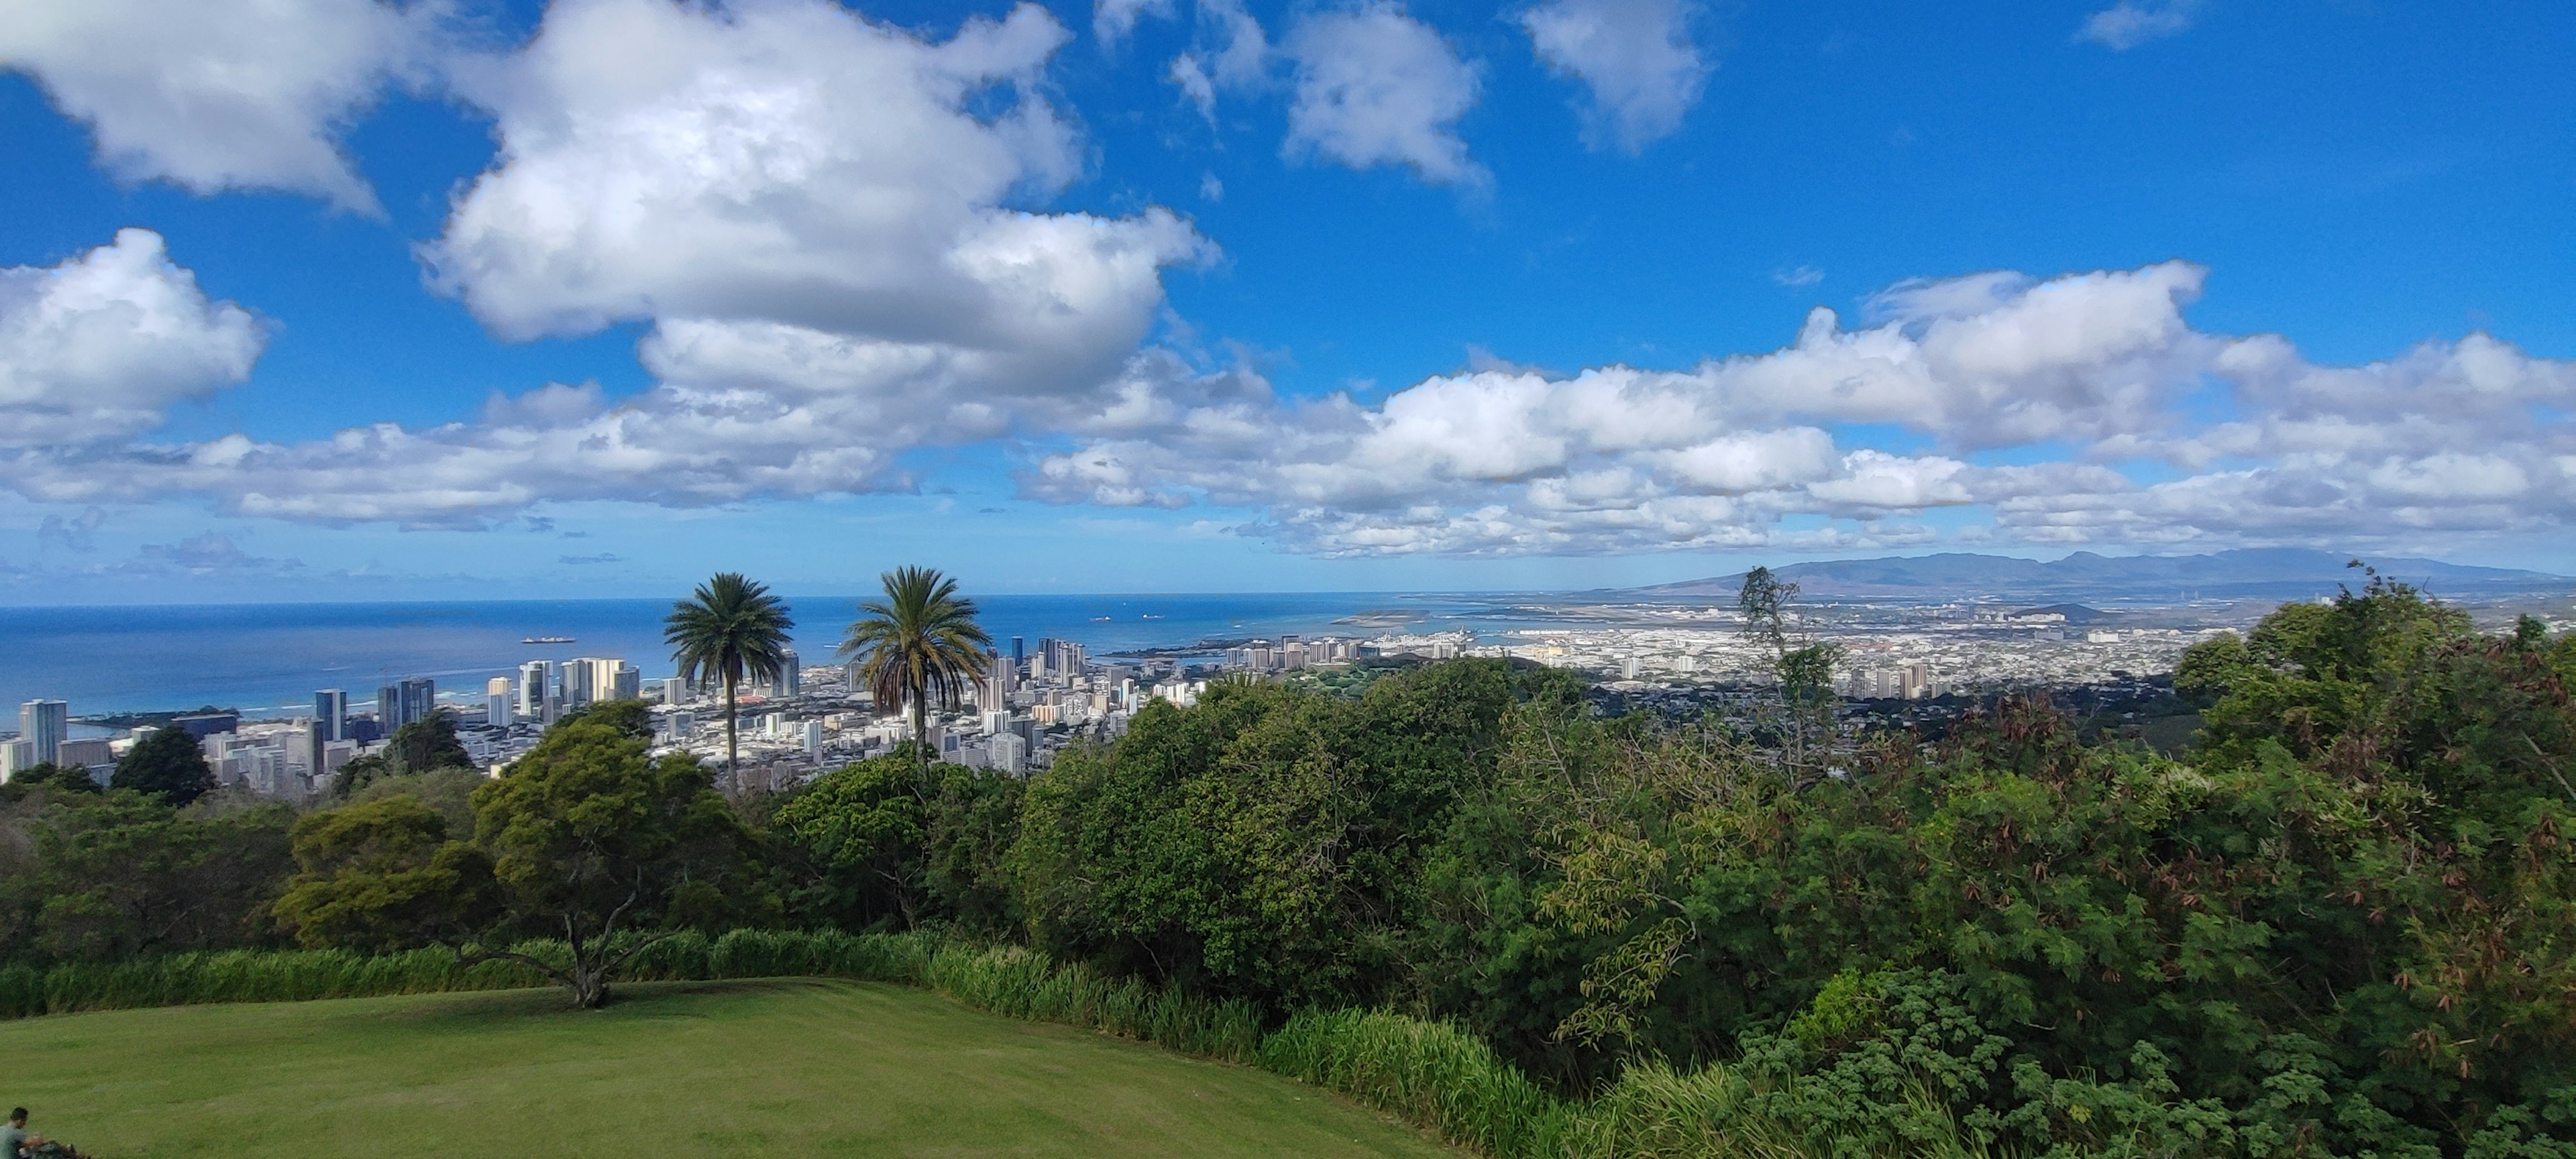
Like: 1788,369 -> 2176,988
3,1107 -> 83,1158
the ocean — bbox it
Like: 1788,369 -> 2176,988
0,592 -> 1608,719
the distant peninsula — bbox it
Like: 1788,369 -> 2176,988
1633,548 -> 2573,602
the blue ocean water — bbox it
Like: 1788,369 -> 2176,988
0,592 -> 1591,718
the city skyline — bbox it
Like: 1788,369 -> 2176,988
3,0 -> 2573,602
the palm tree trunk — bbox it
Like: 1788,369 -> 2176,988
910,673 -> 928,780
724,671 -> 740,794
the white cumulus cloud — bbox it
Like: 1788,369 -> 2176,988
1521,0 -> 1709,153
1282,3 -> 1485,186
0,0 -> 434,213
0,229 -> 266,449
0,0 -> 1210,527
1021,262 -> 2576,556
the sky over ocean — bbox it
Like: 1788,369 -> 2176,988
1,0 -> 2572,602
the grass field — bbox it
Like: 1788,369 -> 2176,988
0,978 -> 1459,1158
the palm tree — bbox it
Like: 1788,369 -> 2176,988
663,572 -> 795,791
840,566 -> 991,778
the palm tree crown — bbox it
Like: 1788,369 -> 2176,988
839,565 -> 991,775
663,571 -> 795,789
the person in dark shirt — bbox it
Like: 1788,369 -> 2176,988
1,1109 -> 78,1158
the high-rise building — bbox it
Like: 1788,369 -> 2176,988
667,710 -> 696,740
989,731 -> 1026,775
0,739 -> 36,781
1012,637 -> 1025,666
376,681 -> 435,730
485,677 -> 514,726
403,678 -> 436,726
563,659 -> 600,708
315,690 -> 347,742
984,651 -> 1010,709
801,718 -> 824,758
17,699 -> 68,767
658,677 -> 687,706
779,650 -> 800,696
518,660 -> 553,722
610,662 -> 641,702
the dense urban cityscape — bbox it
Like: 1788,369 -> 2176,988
0,592 -> 2264,800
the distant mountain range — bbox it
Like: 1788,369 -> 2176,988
1633,549 -> 2573,603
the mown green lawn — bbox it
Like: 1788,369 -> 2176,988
0,979 -> 1457,1158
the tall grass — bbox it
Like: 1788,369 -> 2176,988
1259,1008 -> 1576,1159
925,943 -> 1262,1064
1255,1007 -> 1996,1159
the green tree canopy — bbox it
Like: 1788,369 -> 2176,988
467,705 -> 765,1006
1,762 -> 100,797
110,726 -> 217,806
271,795 -> 494,955
0,791 -> 292,962
386,713 -> 474,777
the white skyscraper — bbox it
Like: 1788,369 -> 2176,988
17,700 -> 68,767
486,677 -> 514,726
518,661 -> 554,722
801,718 -> 824,759
989,732 -> 1026,775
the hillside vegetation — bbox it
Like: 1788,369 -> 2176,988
5,574 -> 2573,1157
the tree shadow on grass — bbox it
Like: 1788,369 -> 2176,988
364,977 -> 847,1030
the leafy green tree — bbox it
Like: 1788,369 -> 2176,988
0,791 -> 294,962
466,705 -> 761,1007
773,754 -> 930,929
839,566 -> 991,780
328,753 -> 389,799
1,762 -> 99,796
110,726 -> 217,806
386,712 -> 473,776
344,767 -> 486,838
663,572 -> 796,791
271,795 -> 494,954
1011,659 -> 1576,1007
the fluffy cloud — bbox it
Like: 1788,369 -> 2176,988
1167,0 -> 1271,121
1093,0 -> 1173,45
1024,262 -> 2576,555
0,0 -> 1211,527
2079,0 -> 2202,50
0,229 -> 266,449
1282,4 -> 1485,186
1521,0 -> 1708,153
0,0 -> 429,213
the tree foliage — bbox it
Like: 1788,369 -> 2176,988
111,726 -> 217,806
0,791 -> 292,962
386,712 -> 474,777
272,795 -> 492,954
464,704 -> 765,1006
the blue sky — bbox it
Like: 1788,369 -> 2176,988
2,0 -> 2572,602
